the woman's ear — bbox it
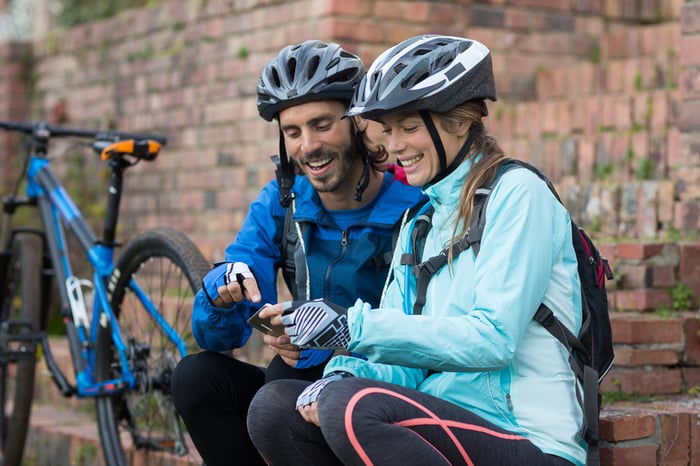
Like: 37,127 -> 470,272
353,116 -> 369,132
455,120 -> 472,138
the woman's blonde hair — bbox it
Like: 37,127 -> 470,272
438,101 -> 509,262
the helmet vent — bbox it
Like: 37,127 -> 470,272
306,55 -> 321,80
327,56 -> 341,69
270,67 -> 282,88
287,58 -> 297,82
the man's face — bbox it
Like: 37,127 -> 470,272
278,100 -> 358,194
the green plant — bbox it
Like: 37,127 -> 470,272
668,282 -> 696,311
594,163 -> 613,180
687,385 -> 700,397
588,43 -> 601,64
602,390 -> 659,406
635,157 -> 654,180
237,45 -> 250,60
55,0 -> 164,28
633,72 -> 643,91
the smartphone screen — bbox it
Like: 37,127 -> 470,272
247,306 -> 285,336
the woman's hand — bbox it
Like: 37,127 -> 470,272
298,402 -> 320,426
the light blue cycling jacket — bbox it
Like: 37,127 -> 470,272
326,158 -> 587,465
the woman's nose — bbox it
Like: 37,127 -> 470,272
386,133 -> 404,155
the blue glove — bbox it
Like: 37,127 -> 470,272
295,348 -> 334,369
281,299 -> 350,349
296,371 -> 353,408
201,262 -> 255,306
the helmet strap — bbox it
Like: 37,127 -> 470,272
273,128 -> 296,207
420,110 -> 447,172
422,112 -> 479,187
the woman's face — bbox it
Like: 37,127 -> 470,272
378,111 -> 468,186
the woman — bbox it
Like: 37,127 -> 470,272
248,34 -> 585,466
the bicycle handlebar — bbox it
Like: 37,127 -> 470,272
0,120 -> 167,145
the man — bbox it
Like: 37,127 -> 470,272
170,39 -> 425,466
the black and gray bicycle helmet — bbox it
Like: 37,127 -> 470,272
347,35 -> 496,186
347,34 -> 495,120
257,40 -> 369,206
257,40 -> 365,121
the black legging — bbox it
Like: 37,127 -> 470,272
248,378 -> 575,466
170,351 -> 325,466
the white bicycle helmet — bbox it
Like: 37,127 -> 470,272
257,40 -> 365,121
347,35 -> 496,119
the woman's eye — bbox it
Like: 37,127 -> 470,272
404,126 -> 418,132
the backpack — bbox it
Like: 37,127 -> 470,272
402,158 -> 614,466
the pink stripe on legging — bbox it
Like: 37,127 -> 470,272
344,387 -> 527,466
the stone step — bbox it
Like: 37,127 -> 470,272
24,403 -> 203,466
599,396 -> 700,465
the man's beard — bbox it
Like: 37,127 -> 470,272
301,139 -> 358,194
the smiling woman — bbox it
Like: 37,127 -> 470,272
248,34 -> 588,466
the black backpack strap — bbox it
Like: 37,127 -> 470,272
534,304 -> 600,464
409,182 -> 497,315
279,200 -> 310,300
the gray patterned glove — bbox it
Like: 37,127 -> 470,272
296,371 -> 353,408
281,299 -> 350,349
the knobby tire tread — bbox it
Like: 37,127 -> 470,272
0,233 -> 42,466
94,227 -> 208,466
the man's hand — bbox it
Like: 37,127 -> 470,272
280,299 -> 350,348
258,304 -> 338,368
202,262 -> 261,307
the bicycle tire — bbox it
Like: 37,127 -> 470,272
94,227 -> 209,466
0,233 -> 42,466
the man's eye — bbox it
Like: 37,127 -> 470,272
317,124 -> 331,131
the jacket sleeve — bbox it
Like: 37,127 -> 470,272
337,170 -> 572,372
192,181 -> 285,351
323,299 -> 426,387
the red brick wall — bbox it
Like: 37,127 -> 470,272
0,0 -> 697,269
0,42 -> 31,192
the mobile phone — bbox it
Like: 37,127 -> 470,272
247,305 -> 286,336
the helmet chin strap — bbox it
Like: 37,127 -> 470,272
420,110 -> 478,187
273,128 -> 296,207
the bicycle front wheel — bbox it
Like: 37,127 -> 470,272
0,232 -> 42,466
95,227 -> 209,466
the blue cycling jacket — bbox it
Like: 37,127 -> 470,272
192,171 -> 425,358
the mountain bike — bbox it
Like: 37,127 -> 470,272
0,121 -> 210,466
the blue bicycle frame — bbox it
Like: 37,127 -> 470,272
18,128 -> 185,399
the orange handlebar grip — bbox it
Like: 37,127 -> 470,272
101,139 -> 161,161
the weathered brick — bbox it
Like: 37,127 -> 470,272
602,367 -> 682,394
679,244 -> 700,300
599,444 -> 658,466
614,347 -> 679,367
611,314 -> 682,344
616,242 -> 664,260
599,412 -> 657,441
683,314 -> 700,365
613,288 -> 671,311
682,2 -> 700,33
659,412 -> 691,465
616,264 -> 652,288
678,100 -> 700,132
